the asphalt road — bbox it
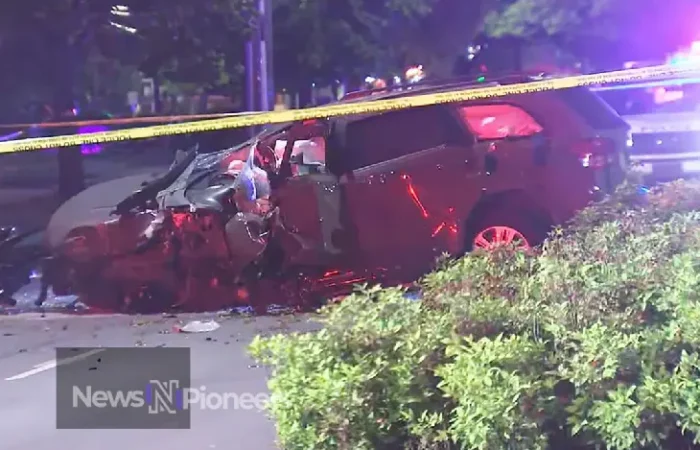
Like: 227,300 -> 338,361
0,311 -> 317,450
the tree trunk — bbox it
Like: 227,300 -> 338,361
57,144 -> 85,201
153,75 -> 162,114
197,91 -> 209,114
53,49 -> 84,201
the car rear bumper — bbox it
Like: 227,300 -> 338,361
629,152 -> 700,182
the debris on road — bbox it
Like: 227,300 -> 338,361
1,274 -> 88,314
176,320 -> 221,333
217,304 -> 295,318
267,304 -> 295,315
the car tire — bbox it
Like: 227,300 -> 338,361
464,207 -> 551,252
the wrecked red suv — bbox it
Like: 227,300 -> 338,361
41,79 -> 630,312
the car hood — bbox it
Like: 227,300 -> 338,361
154,143 -> 255,209
47,126 -> 286,249
46,172 -> 163,249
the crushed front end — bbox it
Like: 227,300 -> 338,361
43,208 -> 258,312
40,144 -> 277,313
40,120 -> 377,313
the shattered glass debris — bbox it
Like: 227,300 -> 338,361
177,320 -> 221,333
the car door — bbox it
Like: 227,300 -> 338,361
337,105 -> 481,281
457,102 -> 549,193
270,132 -> 349,266
460,98 -> 613,226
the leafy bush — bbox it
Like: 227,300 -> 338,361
250,180 -> 700,450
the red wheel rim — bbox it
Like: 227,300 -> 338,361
473,226 -> 530,250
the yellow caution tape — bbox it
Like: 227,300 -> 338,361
0,63 -> 697,154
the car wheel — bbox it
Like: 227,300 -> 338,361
464,208 -> 551,252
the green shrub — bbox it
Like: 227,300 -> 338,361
250,287 -> 453,450
250,180 -> 700,450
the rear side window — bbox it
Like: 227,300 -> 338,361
344,105 -> 463,169
459,104 -> 543,140
556,87 -> 629,130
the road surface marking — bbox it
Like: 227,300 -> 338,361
5,348 -> 105,381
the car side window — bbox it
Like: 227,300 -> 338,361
343,106 -> 462,170
274,137 -> 327,173
459,104 -> 543,140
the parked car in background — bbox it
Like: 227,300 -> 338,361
595,77 -> 700,182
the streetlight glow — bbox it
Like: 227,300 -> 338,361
109,21 -> 137,33
110,5 -> 131,16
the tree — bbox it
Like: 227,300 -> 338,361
107,0 -> 256,101
483,0 -> 700,66
272,0 -> 493,90
0,0 -> 256,106
0,0 -> 109,199
0,0 -> 254,198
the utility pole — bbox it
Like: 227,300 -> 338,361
261,0 -> 274,111
245,0 -> 274,136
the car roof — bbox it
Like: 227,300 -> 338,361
338,73 -> 549,105
328,75 -> 555,128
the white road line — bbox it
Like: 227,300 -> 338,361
5,348 -> 105,381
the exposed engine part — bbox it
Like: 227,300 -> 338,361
224,212 -> 268,274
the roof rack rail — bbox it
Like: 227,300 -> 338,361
341,71 -> 553,101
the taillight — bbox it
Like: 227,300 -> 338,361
572,137 -> 615,169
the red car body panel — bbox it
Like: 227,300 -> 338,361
40,80 -> 629,313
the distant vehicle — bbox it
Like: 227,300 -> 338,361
595,77 -> 700,181
591,42 -> 700,182
33,76 -> 629,313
